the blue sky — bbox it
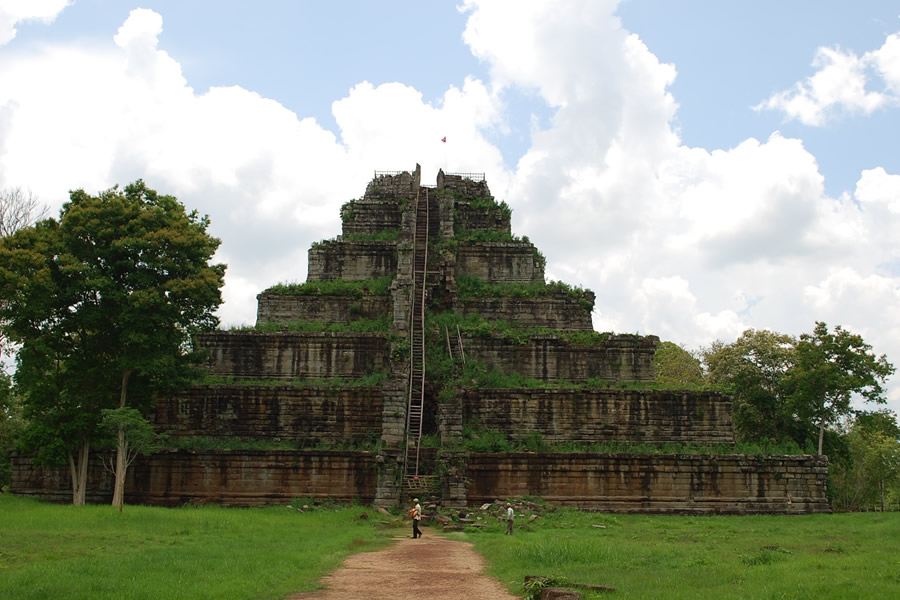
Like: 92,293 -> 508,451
2,1 -> 900,416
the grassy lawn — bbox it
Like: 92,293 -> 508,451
460,508 -> 900,599
0,495 -> 394,600
3,494 -> 899,600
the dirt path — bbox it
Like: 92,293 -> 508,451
288,534 -> 520,600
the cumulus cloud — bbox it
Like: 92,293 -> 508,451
0,0 -> 70,46
457,0 -> 900,412
0,8 -> 507,326
2,2 -> 899,414
755,32 -> 900,125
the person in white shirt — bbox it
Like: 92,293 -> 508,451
505,502 -> 514,535
412,498 -> 422,538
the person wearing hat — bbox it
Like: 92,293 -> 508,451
505,502 -> 514,535
411,498 -> 422,538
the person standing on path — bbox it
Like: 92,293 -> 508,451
505,502 -> 514,535
412,498 -> 422,538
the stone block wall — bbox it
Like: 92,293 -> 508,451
456,295 -> 594,331
454,201 -> 511,235
456,242 -> 545,283
307,241 -> 398,281
456,389 -> 734,446
436,172 -> 491,198
196,331 -> 390,380
10,450 -> 378,506
340,198 -> 404,237
153,385 -> 384,443
256,294 -> 391,325
365,168 -> 421,200
464,453 -> 830,514
465,334 -> 658,382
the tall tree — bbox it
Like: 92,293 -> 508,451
0,187 -> 47,362
785,322 -> 894,455
0,187 -> 47,238
702,329 -> 803,445
0,181 -> 225,506
653,341 -> 705,387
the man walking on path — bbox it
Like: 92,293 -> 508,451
412,498 -> 422,538
505,502 -> 514,535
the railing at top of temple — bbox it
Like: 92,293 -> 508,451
444,172 -> 485,182
373,170 -> 408,177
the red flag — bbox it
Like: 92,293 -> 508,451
441,136 -> 446,143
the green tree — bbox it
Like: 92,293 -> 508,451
831,412 -> 900,511
702,329 -> 804,445
99,407 -> 165,511
785,322 -> 895,455
0,370 -> 23,490
0,181 -> 225,505
653,341 -> 705,387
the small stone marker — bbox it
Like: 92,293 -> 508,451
591,524 -> 606,529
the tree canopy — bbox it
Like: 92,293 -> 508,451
0,180 -> 225,504
703,324 -> 895,456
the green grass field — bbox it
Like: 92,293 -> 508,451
2,494 -> 898,599
462,508 -> 900,599
0,495 -> 394,600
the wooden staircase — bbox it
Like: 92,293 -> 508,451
403,189 -> 430,491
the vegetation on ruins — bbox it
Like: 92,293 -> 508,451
235,314 -> 392,333
0,181 -> 225,506
456,274 -> 595,311
263,276 -> 392,297
198,372 -> 389,388
340,229 -> 400,242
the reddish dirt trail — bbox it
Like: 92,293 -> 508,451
287,534 -> 519,600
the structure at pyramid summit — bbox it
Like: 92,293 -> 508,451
11,165 -> 830,514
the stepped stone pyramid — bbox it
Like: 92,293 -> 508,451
11,165 -> 830,514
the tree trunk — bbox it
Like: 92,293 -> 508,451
68,440 -> 90,506
112,369 -> 133,512
112,428 -> 127,512
817,417 -> 825,455
880,480 -> 885,512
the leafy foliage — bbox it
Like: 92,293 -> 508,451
785,322 -> 895,454
0,180 -> 224,503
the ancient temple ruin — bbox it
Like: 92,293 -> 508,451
12,165 -> 830,513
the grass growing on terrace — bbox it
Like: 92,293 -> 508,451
460,509 -> 900,600
262,276 -> 392,297
0,495 -> 394,600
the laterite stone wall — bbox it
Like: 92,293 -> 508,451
154,385 -> 384,443
255,293 -> 391,325
465,334 -> 659,382
457,388 -> 734,446
10,450 -> 378,506
196,331 -> 390,380
456,295 -> 595,332
464,453 -> 830,514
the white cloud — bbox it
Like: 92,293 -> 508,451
0,8 -> 508,327
0,0 -> 70,46
755,33 -> 900,125
2,3 -> 900,417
